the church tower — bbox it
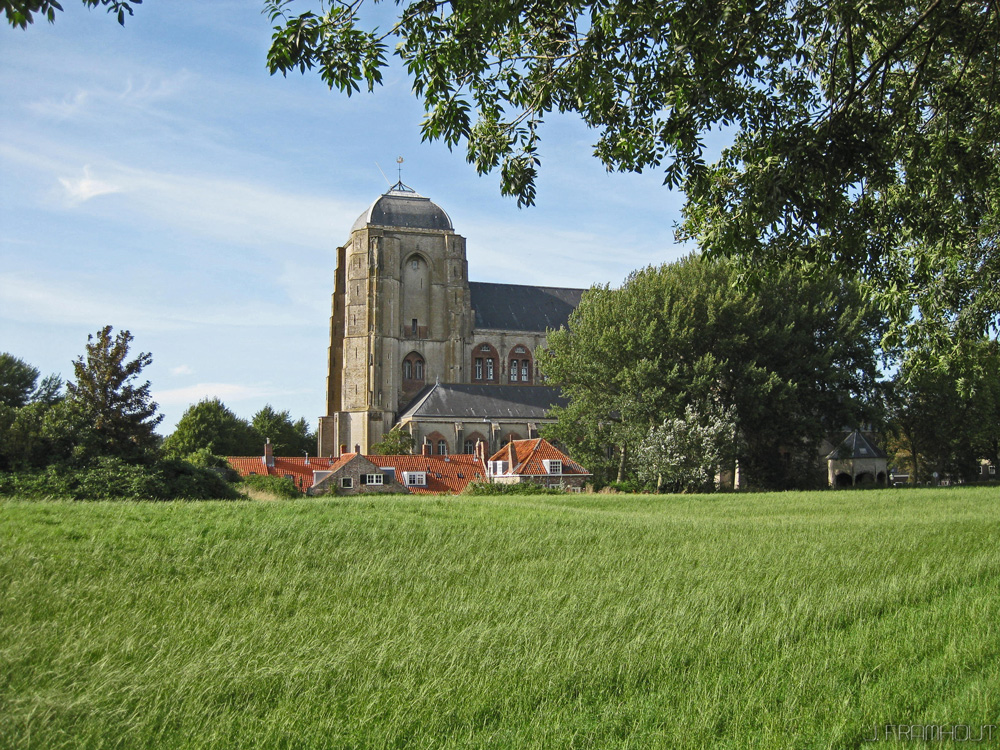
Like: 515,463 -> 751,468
317,182 -> 472,456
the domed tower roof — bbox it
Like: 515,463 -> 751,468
351,181 -> 453,232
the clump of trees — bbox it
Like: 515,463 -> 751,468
161,400 -> 314,459
540,255 -> 885,490
0,326 -> 316,500
369,427 -> 415,456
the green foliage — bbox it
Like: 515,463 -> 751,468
3,0 -> 141,28
541,255 -> 884,489
0,456 -> 240,500
162,398 -> 262,458
239,472 -> 302,499
887,340 -> 1000,482
0,490 -> 997,747
461,480 -> 563,495
264,0 -> 1000,349
66,326 -> 162,464
368,426 -> 415,456
0,353 -> 40,407
251,404 -> 314,456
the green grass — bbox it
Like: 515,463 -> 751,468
1,488 -> 998,749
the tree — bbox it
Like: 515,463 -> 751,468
251,404 -> 314,456
3,0 -> 140,28
369,426 -> 415,456
540,255 -> 884,489
161,398 -> 263,458
0,353 -> 40,408
262,0 -> 999,348
65,326 -> 162,463
637,402 -> 737,493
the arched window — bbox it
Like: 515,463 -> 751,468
506,345 -> 533,384
472,343 -> 499,382
437,439 -> 448,455
403,352 -> 425,384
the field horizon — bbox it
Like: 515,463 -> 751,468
2,488 -> 997,748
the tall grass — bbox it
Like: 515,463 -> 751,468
1,488 -> 998,748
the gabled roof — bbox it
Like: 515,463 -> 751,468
398,383 -> 566,421
368,453 -> 486,494
225,455 -> 348,492
826,430 -> 888,460
486,438 -> 590,477
469,282 -> 584,332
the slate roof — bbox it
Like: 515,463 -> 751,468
398,383 -> 567,421
469,282 -> 585,332
826,430 -> 888,460
369,453 -> 486,495
487,438 -> 591,478
351,184 -> 453,232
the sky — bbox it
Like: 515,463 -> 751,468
0,1 -> 692,436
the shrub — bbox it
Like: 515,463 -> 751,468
462,480 -> 563,496
239,473 -> 301,499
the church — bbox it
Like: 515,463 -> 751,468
317,182 -> 586,457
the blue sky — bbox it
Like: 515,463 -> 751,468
0,1 -> 691,437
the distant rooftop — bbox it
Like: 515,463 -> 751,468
399,383 -> 567,421
470,282 -> 585,332
351,182 -> 453,232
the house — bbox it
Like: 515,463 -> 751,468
827,430 -> 889,487
226,441 -> 488,496
485,438 -> 591,491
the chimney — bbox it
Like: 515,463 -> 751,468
422,441 -> 431,457
264,439 -> 274,468
354,444 -> 361,455
475,439 -> 486,465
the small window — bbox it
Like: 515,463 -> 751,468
486,359 -> 494,380
515,346 -> 526,354
363,473 -> 384,486
464,439 -> 475,453
415,360 -> 424,380
437,440 -> 448,455
475,358 -> 483,380
340,477 -> 353,488
480,344 -> 491,352
522,362 -> 529,381
991,466 -> 997,475
544,459 -> 563,475
404,471 -> 427,486
403,360 -> 412,379
412,318 -> 418,335
510,360 -> 519,382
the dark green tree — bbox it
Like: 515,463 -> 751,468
65,326 -> 162,463
251,404 -> 314,456
161,398 -> 263,458
0,353 -> 39,408
369,426 -> 415,456
541,255 -> 884,489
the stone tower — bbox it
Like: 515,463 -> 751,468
317,183 -> 472,456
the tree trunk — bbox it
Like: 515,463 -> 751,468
616,444 -> 627,483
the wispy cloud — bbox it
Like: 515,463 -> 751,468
154,382 -> 274,407
170,364 -> 194,376
58,166 -> 121,204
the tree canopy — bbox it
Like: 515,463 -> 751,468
161,398 -> 264,459
540,255 -> 885,489
3,0 -> 139,28
261,0 -> 1000,347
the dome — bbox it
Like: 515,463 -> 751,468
351,182 -> 453,232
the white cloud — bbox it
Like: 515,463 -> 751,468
170,364 -> 194,376
154,382 -> 273,407
58,166 -> 121,204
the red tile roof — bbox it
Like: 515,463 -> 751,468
225,455 -> 347,492
486,438 -> 590,477
369,453 -> 486,494
225,452 -> 486,494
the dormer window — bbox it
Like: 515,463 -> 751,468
543,459 -> 562,475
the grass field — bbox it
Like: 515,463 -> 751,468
1,488 -> 998,749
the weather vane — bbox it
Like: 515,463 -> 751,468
396,156 -> 404,183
